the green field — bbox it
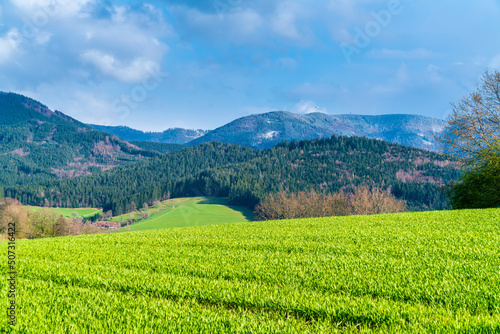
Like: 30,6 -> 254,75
2,209 -> 500,333
126,197 -> 254,231
28,206 -> 102,218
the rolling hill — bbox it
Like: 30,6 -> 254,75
0,92 -> 157,187
121,197 -> 254,231
1,92 -> 456,213
5,136 -> 460,213
3,208 -> 499,332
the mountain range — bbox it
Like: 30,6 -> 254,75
90,111 -> 444,152
0,91 -> 447,187
189,111 -> 444,151
1,92 -> 458,212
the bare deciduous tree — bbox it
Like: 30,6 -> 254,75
254,187 -> 407,221
439,70 -> 500,164
350,186 -> 407,216
0,199 -> 29,238
438,70 -> 500,209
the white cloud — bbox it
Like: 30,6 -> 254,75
396,63 -> 409,83
291,100 -> 327,114
367,48 -> 437,59
326,0 -> 388,43
34,31 -> 52,45
0,2 -> 171,86
426,64 -> 443,83
9,0 -> 94,17
489,54 -> 500,70
0,29 -> 21,63
169,2 -> 316,47
80,50 -> 160,83
271,2 -> 311,44
278,57 -> 298,70
272,10 -> 300,40
169,6 -> 263,45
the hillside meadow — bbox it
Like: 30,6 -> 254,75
28,207 -> 102,218
1,208 -> 500,333
126,197 -> 254,231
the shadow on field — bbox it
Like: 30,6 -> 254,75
198,197 -> 255,222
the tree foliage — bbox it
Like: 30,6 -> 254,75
439,70 -> 500,208
0,92 -> 158,187
445,157 -> 500,209
5,136 -> 460,214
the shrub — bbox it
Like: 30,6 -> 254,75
254,186 -> 407,220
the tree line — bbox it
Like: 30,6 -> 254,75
254,186 -> 407,220
0,198 -> 102,239
4,135 -> 460,215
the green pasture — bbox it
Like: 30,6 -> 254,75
112,197 -> 254,231
27,206 -> 102,218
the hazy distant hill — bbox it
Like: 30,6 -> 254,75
0,92 -> 156,187
88,124 -> 208,144
189,111 -> 444,151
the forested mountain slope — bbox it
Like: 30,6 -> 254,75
5,136 -> 460,213
130,141 -> 187,154
0,92 -> 157,187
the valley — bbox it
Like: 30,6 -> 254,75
0,91 -> 494,334
2,2 -> 498,332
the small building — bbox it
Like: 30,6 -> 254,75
97,221 -> 121,229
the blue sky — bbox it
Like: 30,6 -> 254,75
0,0 -> 499,131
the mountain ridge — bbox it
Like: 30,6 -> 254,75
92,111 -> 444,151
0,91 -> 84,127
189,111 -> 444,151
0,92 -> 157,187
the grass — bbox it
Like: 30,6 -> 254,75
28,206 -> 102,218
1,208 -> 500,333
111,197 -> 254,231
